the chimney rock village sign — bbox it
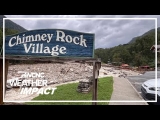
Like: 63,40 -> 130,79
4,29 -> 95,58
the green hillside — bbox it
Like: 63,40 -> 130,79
128,27 -> 160,44
95,27 -> 160,67
0,15 -> 27,32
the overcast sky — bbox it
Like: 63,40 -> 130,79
4,15 -> 160,49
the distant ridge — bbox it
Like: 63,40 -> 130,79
0,15 -> 27,32
128,27 -> 160,44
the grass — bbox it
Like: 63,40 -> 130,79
25,77 -> 113,105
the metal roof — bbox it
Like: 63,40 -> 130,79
150,45 -> 160,51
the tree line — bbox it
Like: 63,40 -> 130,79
94,29 -> 160,67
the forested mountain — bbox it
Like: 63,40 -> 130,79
0,15 -> 27,32
128,36 -> 139,44
95,27 -> 160,67
128,27 -> 160,44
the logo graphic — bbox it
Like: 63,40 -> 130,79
8,72 -> 57,95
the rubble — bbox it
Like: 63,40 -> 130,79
7,62 -> 93,89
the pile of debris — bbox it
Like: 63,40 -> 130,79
6,63 -> 93,90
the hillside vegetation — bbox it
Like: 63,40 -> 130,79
95,28 -> 160,67
0,15 -> 27,32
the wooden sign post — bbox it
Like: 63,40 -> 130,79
0,29 -> 101,105
92,59 -> 101,105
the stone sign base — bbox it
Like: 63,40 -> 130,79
77,77 -> 93,93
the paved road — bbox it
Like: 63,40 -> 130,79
127,71 -> 160,105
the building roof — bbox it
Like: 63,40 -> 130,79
141,66 -> 150,67
121,64 -> 129,67
150,45 -> 160,51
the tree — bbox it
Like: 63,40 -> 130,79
112,53 -> 121,63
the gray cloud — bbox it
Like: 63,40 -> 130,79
5,15 -> 159,49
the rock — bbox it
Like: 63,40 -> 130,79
60,68 -> 66,74
104,72 -> 108,75
6,84 -> 12,89
70,68 -> 74,72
